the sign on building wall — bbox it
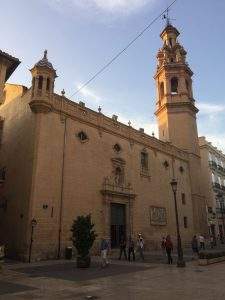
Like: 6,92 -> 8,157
150,206 -> 167,226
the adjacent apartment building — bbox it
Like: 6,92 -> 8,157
199,137 -> 225,238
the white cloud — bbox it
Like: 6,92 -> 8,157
72,84 -> 158,136
45,0 -> 157,16
198,102 -> 225,116
204,134 -> 225,154
92,0 -> 153,13
75,83 -> 101,104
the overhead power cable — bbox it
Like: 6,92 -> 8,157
70,0 -> 178,98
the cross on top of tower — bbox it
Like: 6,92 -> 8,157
163,8 -> 176,27
44,50 -> 48,59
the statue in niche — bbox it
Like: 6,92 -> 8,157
114,166 -> 123,186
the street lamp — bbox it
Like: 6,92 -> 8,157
28,218 -> 37,263
170,179 -> 185,267
217,193 -> 225,242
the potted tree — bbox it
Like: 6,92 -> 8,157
71,214 -> 97,268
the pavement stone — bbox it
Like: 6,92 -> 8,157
0,257 -> 225,299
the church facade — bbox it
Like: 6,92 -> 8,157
0,24 -> 207,261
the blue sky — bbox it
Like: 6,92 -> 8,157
1,0 -> 225,151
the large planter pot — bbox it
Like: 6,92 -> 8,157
77,256 -> 91,268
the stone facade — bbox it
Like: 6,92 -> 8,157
0,24 -> 208,261
199,136 -> 225,238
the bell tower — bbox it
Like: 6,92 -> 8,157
154,24 -> 199,155
154,22 -> 207,234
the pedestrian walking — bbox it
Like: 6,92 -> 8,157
191,235 -> 199,259
100,238 -> 109,268
137,234 -> 144,261
210,235 -> 214,249
119,236 -> 127,260
165,235 -> 173,264
199,235 -> 205,250
128,236 -> 135,262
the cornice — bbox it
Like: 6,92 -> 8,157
45,94 -> 189,162
154,63 -> 193,79
29,100 -> 53,113
199,142 -> 225,160
155,101 -> 198,116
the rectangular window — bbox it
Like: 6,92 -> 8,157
181,193 -> 186,205
141,152 -> 148,170
184,217 -> 188,228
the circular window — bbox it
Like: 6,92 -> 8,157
113,143 -> 121,153
77,131 -> 88,142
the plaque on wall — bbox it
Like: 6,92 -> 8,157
150,206 -> 167,226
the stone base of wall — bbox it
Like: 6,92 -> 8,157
199,256 -> 225,266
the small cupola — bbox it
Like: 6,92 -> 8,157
30,50 -> 57,99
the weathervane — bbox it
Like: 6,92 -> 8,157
163,8 -> 176,26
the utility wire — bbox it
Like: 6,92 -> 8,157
70,0 -> 178,98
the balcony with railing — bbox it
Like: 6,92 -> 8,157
212,182 -> 225,192
209,161 -> 225,174
216,206 -> 225,218
209,160 -> 217,169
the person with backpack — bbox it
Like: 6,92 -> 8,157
165,235 -> 173,264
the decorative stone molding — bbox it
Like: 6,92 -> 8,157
101,176 -> 135,199
29,100 -> 53,113
50,94 -> 189,162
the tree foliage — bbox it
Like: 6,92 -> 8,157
71,214 -> 97,258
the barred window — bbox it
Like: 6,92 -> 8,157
141,151 -> 148,170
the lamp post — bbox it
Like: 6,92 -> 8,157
170,179 -> 185,267
217,193 -> 225,241
28,218 -> 37,263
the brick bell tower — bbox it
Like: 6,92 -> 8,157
154,22 -> 207,233
154,23 -> 199,154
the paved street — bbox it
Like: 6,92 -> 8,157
1,257 -> 225,300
